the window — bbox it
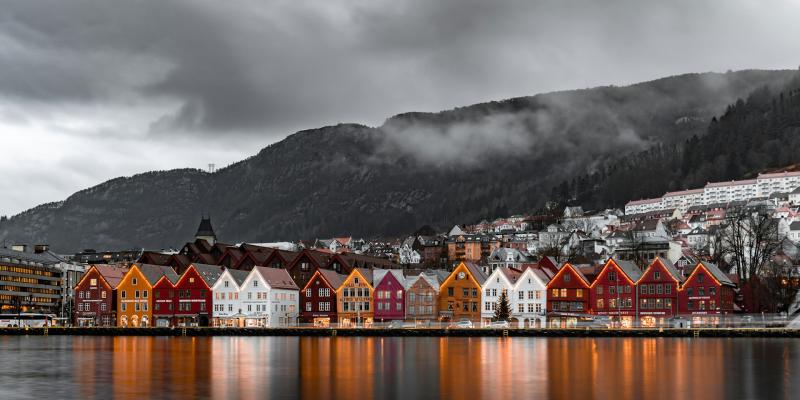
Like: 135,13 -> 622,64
354,277 -> 360,285
665,285 -> 672,294
687,288 -> 693,297
485,302 -> 492,311
654,271 -> 661,280
100,303 -> 107,311
698,287 -> 705,296
609,271 -> 617,281
709,287 -> 716,296
135,290 -> 140,299
639,285 -> 646,294
448,287 -> 454,297
254,280 -> 258,287
551,289 -> 559,298
305,289 -> 312,297
122,303 -> 126,311
698,274 -> 705,283
320,302 -> 330,311
528,303 -> 535,313
143,290 -> 148,298
656,284 -> 663,294
597,299 -> 604,309
224,281 -> 229,288
560,289 -> 567,297
518,304 -> 524,313
472,288 -> 477,297
598,286 -> 604,295
518,291 -> 524,300
609,286 -> 616,295
491,289 -> 497,297
575,289 -> 583,298
132,278 -> 138,286
90,278 -> 97,286
463,288 -> 469,297
564,274 -> 571,282
189,277 -> 195,283
135,303 -> 140,311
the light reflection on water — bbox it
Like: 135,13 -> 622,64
0,336 -> 797,399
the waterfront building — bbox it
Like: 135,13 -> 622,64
210,268 -> 249,327
589,259 -> 642,327
300,268 -> 347,326
437,262 -> 487,322
151,274 -> 177,327
546,263 -> 592,327
116,264 -> 178,327
336,268 -> 374,327
635,257 -> 684,326
372,269 -> 406,322
0,247 -> 64,315
405,270 -> 447,321
446,228 -> 502,262
287,249 -> 332,290
171,264 -> 222,327
678,261 -> 737,325
512,266 -> 550,328
240,267 -> 299,327
481,267 -> 521,325
73,265 -> 127,326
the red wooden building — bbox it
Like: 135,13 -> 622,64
589,259 -> 642,327
679,261 -> 736,325
153,264 -> 224,327
74,265 -> 128,326
635,257 -> 684,326
300,268 -> 347,326
372,269 -> 406,322
546,263 -> 592,327
288,250 -> 332,289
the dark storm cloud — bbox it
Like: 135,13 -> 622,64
0,0 -> 799,215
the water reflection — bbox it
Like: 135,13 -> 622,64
0,336 -> 797,399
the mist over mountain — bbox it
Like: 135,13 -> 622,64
1,69 -> 796,252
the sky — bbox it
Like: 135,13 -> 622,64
1,0 -> 799,216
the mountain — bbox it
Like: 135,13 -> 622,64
1,69 -> 797,252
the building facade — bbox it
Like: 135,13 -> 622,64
372,269 -> 406,322
300,269 -> 346,326
73,265 -> 127,326
337,268 -> 374,327
437,262 -> 487,322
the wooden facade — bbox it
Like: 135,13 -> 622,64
679,262 -> 736,324
437,262 -> 487,322
546,263 -> 591,325
372,270 -> 406,322
589,259 -> 642,326
74,265 -> 127,326
116,264 -> 178,327
636,257 -> 683,326
336,268 -> 374,327
300,269 -> 346,326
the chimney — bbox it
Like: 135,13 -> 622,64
34,244 -> 50,254
11,244 -> 27,253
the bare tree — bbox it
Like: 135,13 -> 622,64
720,205 -> 782,282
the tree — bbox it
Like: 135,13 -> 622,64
719,205 -> 782,281
494,290 -> 511,321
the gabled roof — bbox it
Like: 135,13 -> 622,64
255,267 -> 299,290
462,262 -> 488,285
226,269 -> 251,286
614,259 -> 643,283
136,263 -> 179,286
689,261 -> 735,286
93,264 -> 129,288
639,257 -> 684,283
448,225 -> 466,236
188,263 -> 225,287
193,253 -> 218,265
497,267 -> 522,285
317,269 -> 348,290
351,268 -> 374,287
372,269 -> 405,287
548,263 -> 591,287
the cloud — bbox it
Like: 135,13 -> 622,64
0,0 -> 799,214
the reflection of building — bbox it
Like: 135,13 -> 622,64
0,247 -> 65,314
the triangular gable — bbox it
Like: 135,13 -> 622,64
590,259 -> 639,287
514,267 -> 548,290
337,268 -> 374,292
547,263 -> 591,288
637,257 -> 684,284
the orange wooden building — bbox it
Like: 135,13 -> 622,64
116,263 -> 179,327
437,262 -> 488,322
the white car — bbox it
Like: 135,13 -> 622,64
450,320 -> 474,329
488,321 -> 510,329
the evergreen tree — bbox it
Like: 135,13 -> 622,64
494,290 -> 511,321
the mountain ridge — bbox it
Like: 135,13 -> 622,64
2,69 -> 797,252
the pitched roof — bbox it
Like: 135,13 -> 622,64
255,267 -> 299,290
462,261 -> 488,285
498,267 -> 522,285
190,263 -> 225,287
136,263 -> 179,286
696,261 -> 735,286
614,259 -> 643,282
93,264 -> 129,288
353,268 -> 374,286
372,269 -> 406,287
318,269 -> 348,290
227,269 -> 250,286
653,257 -> 684,282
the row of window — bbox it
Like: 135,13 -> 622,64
446,301 -> 479,312
550,288 -> 584,298
77,303 -> 108,312
342,301 -> 370,312
640,298 -> 673,310
687,300 -> 717,311
342,288 -> 369,298
376,290 -> 403,300
596,298 -> 633,309
120,290 -> 147,299
639,284 -> 673,295
550,301 -> 585,311
445,287 -> 479,298
304,302 -> 332,312
597,285 -> 632,295
120,302 -> 147,312
78,290 -> 108,299
686,287 -> 717,297
376,302 -> 403,311
408,305 -> 434,315
305,288 -> 332,298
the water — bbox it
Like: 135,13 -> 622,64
0,335 -> 797,399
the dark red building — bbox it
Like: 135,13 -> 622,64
589,259 -> 642,326
153,264 -> 223,327
546,263 -> 592,327
300,268 -> 347,326
679,261 -> 736,325
288,250 -> 332,289
74,265 -> 128,326
636,257 -> 684,326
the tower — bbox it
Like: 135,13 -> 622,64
195,215 -> 217,245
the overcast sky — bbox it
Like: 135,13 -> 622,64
1,0 -> 799,216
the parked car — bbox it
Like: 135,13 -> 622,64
388,320 -> 404,329
487,321 -> 510,329
449,320 -> 474,329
